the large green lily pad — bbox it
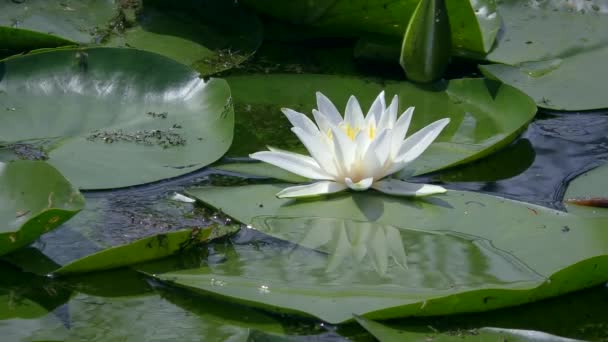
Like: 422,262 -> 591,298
478,1 -> 608,110
152,183 -> 608,324
241,0 -> 500,54
223,74 -> 536,177
480,48 -> 608,111
0,161 -> 84,256
0,47 -> 234,189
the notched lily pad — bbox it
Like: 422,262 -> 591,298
153,184 -> 608,323
0,161 -> 84,256
0,47 -> 234,189
224,74 -> 536,178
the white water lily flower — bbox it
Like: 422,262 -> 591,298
250,91 -> 450,198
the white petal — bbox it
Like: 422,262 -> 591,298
170,193 -> 195,203
361,129 -> 391,178
312,109 -> 332,136
372,179 -> 447,197
316,92 -> 343,124
291,127 -> 339,175
390,106 -> 414,158
329,124 -> 356,175
276,181 -> 347,198
395,118 -> 450,164
366,91 -> 386,123
345,177 -> 374,191
377,95 -> 398,131
281,108 -> 319,135
345,95 -> 364,128
250,151 -> 333,180
353,129 -> 372,159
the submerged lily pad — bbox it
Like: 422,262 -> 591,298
0,47 -> 234,189
563,163 -> 608,218
53,224 -> 239,275
223,74 -> 536,178
0,161 -> 84,256
0,1 -> 263,74
241,0 -> 500,55
354,316 -> 579,342
4,193 -> 239,275
156,184 -> 608,323
63,291 -> 284,341
105,0 -> 263,75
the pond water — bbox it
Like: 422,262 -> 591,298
1,25 -> 608,340
3,101 -> 607,341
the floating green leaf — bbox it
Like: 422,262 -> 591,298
0,0 -> 116,50
0,161 -> 84,256
53,224 -> 239,275
480,48 -> 608,111
478,1 -> 608,110
224,74 -> 536,178
0,47 -> 234,189
486,0 -> 608,65
154,184 -> 608,323
3,190 -> 239,276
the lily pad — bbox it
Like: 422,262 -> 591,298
64,292 -> 284,341
0,161 -> 84,256
477,1 -> 608,110
0,0 -> 117,50
154,184 -> 608,323
480,48 -> 608,111
354,316 -> 580,342
104,0 -> 264,75
3,185 -> 239,275
0,1 -> 263,74
241,0 -> 501,54
486,0 -> 608,65
224,74 -> 536,177
53,224 -> 239,275
563,163 -> 608,218
0,47 -> 234,189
